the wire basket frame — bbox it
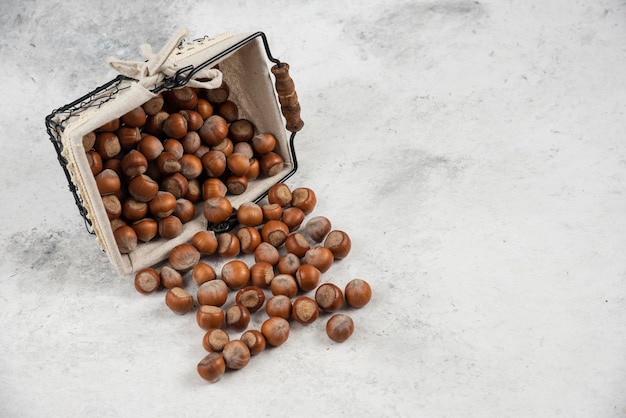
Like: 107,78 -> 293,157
45,32 -> 299,235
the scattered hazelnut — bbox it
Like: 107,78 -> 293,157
165,287 -> 194,315
222,340 -> 251,370
197,352 -> 226,383
134,268 -> 160,294
345,279 -> 372,308
326,314 -> 354,343
261,317 -> 290,347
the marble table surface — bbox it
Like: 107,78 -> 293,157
1,1 -> 625,417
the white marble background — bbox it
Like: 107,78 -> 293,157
1,0 -> 625,417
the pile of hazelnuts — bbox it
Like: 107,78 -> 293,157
85,78 -> 286,254
133,182 -> 372,383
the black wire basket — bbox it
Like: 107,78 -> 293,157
44,31 -> 303,274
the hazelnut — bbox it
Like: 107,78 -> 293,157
276,253 -> 301,276
197,279 -> 229,307
270,274 -> 298,298
227,152 -> 251,177
122,198 -> 148,221
216,100 -> 238,122
168,243 -> 200,272
160,173 -> 189,199
95,169 -> 121,196
251,133 -> 276,155
250,261 -> 275,288
102,195 -> 122,220
114,225 -> 137,254
160,266 -> 183,289
86,150 -> 103,176
304,246 -> 334,273
117,126 -> 142,150
240,330 -> 266,355
217,232 -> 240,258
236,202 -> 263,227
165,287 -> 194,315
267,183 -> 292,207
131,218 -> 158,242
265,295 -> 292,320
149,191 -> 177,218
197,352 -> 226,383
201,150 -> 227,177
142,94 -> 164,116
226,175 -> 248,195
225,304 -> 251,331
291,187 -> 317,214
345,279 -> 372,308
233,141 -> 254,159
158,215 -> 183,239
295,264 -> 321,292
326,314 -> 354,343
315,283 -> 344,312
156,151 -> 181,175
94,132 -> 121,160
203,196 -> 233,224
181,131 -> 202,154
185,178 -> 202,202
196,305 -> 225,330
260,152 -> 284,177
261,220 -> 289,247
202,178 -> 228,200
95,118 -> 120,132
261,317 -> 290,347
121,106 -> 147,128
211,137 -> 233,157
192,262 -> 217,286
174,198 -> 195,223
162,112 -> 188,139
235,286 -> 265,313
292,296 -> 319,325
196,98 -> 214,119
228,119 -> 255,143
246,158 -> 260,180
137,134 -> 164,161
179,153 -> 203,180
202,328 -> 230,352
163,138 -> 184,159
253,242 -> 280,266
128,174 -> 159,202
134,268 -> 160,294
83,132 -> 96,150
168,87 -> 198,110
324,230 -> 352,259
192,230 -> 218,255
221,260 -> 250,290
199,115 -> 229,146
206,81 -> 230,104
284,232 -> 310,258
236,226 -> 262,254
281,207 -> 305,231
222,340 -> 251,370
261,203 -> 283,222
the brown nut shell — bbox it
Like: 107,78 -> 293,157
326,314 -> 354,343
345,279 -> 372,308
165,287 -> 194,315
168,243 -> 200,272
197,352 -> 226,383
261,317 -> 290,347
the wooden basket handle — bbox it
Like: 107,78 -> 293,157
271,63 -> 304,132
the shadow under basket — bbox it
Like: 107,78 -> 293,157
45,31 -> 303,276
